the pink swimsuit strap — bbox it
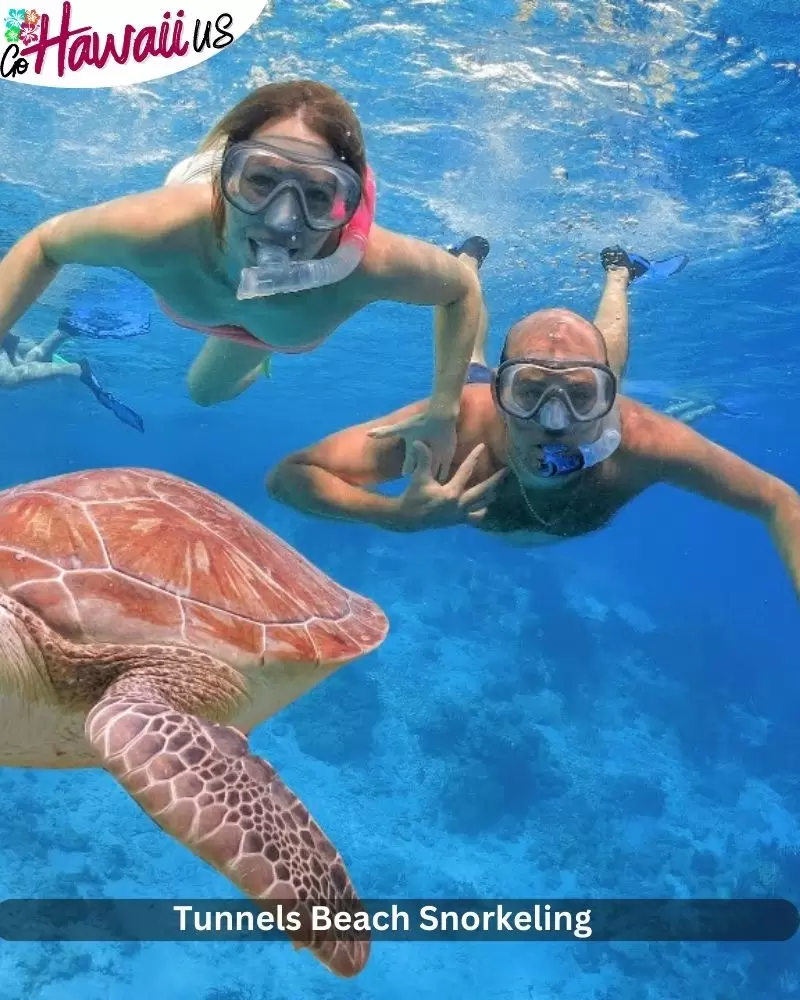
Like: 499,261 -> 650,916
155,296 -> 327,355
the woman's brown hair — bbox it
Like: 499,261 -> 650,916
197,79 -> 367,244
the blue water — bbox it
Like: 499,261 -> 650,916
1,0 -> 799,996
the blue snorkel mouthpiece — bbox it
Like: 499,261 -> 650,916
537,422 -> 622,478
538,445 -> 585,478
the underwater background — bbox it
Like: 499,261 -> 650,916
0,0 -> 798,996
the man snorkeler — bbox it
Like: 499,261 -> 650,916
267,244 -> 800,598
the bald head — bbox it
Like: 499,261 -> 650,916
501,308 -> 608,364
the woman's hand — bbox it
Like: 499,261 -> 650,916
368,407 -> 459,480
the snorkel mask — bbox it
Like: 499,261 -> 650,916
219,136 -> 376,299
493,357 -> 622,477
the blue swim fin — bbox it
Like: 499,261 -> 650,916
78,360 -> 144,432
601,246 -> 688,283
59,305 -> 150,340
2,332 -> 19,362
714,398 -> 751,418
628,251 -> 688,283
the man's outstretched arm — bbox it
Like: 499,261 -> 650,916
266,403 -> 426,528
642,413 -> 800,597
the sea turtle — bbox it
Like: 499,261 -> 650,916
0,467 -> 389,976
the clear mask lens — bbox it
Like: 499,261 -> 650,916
221,139 -> 362,231
496,360 -> 615,423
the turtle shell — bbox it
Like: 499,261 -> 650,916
0,468 -> 388,667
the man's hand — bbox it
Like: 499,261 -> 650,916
393,441 -> 507,531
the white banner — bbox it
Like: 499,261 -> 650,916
0,1 -> 267,88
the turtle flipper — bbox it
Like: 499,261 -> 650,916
85,691 -> 369,978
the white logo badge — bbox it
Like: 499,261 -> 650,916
1,1 -> 267,87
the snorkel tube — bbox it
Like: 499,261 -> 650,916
237,167 -> 377,300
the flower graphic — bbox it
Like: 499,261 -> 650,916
18,21 -> 36,42
24,9 -> 39,27
4,25 -> 19,42
5,8 -> 25,29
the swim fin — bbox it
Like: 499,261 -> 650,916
447,235 -> 491,269
59,305 -> 150,340
601,245 -> 688,283
3,333 -> 19,362
78,359 -> 144,432
714,399 -> 749,418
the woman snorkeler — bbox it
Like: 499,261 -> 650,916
0,79 -> 486,479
